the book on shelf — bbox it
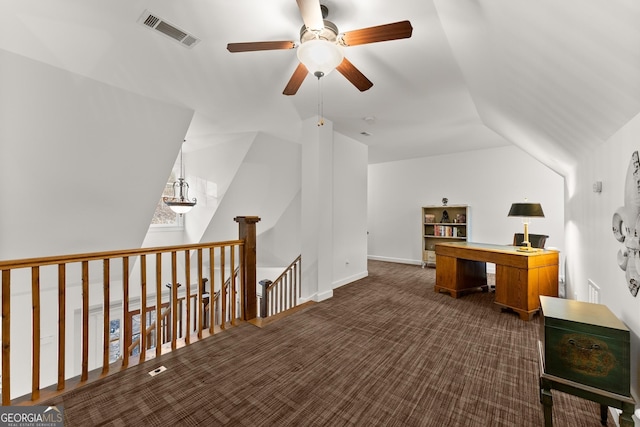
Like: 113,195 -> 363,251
433,225 -> 456,237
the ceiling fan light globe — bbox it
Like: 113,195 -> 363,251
297,39 -> 343,76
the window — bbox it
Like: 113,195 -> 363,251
109,319 -> 120,363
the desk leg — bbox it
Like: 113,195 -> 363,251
620,402 -> 635,427
540,378 -> 553,427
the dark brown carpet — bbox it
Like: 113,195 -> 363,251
44,260 -> 614,426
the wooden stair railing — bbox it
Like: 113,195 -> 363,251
0,215 -> 261,405
130,268 -> 241,358
210,267 -> 241,328
259,255 -> 302,318
127,304 -> 171,358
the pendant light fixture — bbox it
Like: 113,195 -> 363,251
163,141 -> 196,215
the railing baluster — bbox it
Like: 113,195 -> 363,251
270,286 -> 274,317
230,247 -> 236,325
140,255 -> 147,362
238,246 -> 244,320
102,259 -> 110,375
197,249 -> 203,338
185,250 -> 191,344
290,271 -> 294,309
155,253 -> 162,358
295,262 -> 299,306
283,273 -> 286,310
209,248 -> 215,333
81,261 -> 89,382
122,257 -> 130,368
31,267 -> 40,400
57,263 -> 66,391
171,251 -> 177,350
2,269 -> 10,405
220,247 -> 226,329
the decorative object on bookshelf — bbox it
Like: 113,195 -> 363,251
422,204 -> 469,268
442,197 -> 448,206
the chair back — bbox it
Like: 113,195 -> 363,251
513,233 -> 548,249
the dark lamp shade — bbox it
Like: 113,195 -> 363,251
508,203 -> 545,218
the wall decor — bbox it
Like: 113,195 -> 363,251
612,150 -> 640,297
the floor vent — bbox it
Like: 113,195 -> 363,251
588,279 -> 600,304
148,366 -> 167,377
138,10 -> 200,48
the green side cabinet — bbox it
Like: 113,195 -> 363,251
539,296 -> 630,396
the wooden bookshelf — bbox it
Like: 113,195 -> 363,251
422,204 -> 469,267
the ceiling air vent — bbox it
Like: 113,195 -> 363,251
138,10 -> 200,48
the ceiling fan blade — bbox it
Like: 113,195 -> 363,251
341,21 -> 413,47
336,58 -> 373,92
227,41 -> 296,53
283,63 -> 309,96
296,0 -> 324,31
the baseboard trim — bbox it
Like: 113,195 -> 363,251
316,289 -> 333,302
367,255 -> 421,266
298,289 -> 333,304
333,271 -> 368,289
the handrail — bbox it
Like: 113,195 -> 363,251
267,256 -> 302,291
0,216 -> 261,406
0,240 -> 243,270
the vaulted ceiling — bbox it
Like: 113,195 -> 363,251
1,0 -> 638,174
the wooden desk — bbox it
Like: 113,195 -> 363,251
434,242 -> 559,320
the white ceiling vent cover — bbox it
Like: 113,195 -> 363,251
138,10 -> 200,48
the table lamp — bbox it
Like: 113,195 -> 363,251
508,202 -> 545,252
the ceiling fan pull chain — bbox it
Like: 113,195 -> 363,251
316,71 -> 324,126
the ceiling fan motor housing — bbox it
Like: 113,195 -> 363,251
299,20 -> 339,44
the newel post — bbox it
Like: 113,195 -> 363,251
234,216 -> 261,320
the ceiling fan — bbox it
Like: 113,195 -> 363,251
226,0 -> 413,95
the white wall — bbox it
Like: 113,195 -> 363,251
332,133 -> 368,288
368,145 -> 565,269
199,132 -> 301,245
301,118 -> 334,302
0,49 -> 193,260
567,111 -> 640,411
300,118 -> 369,302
